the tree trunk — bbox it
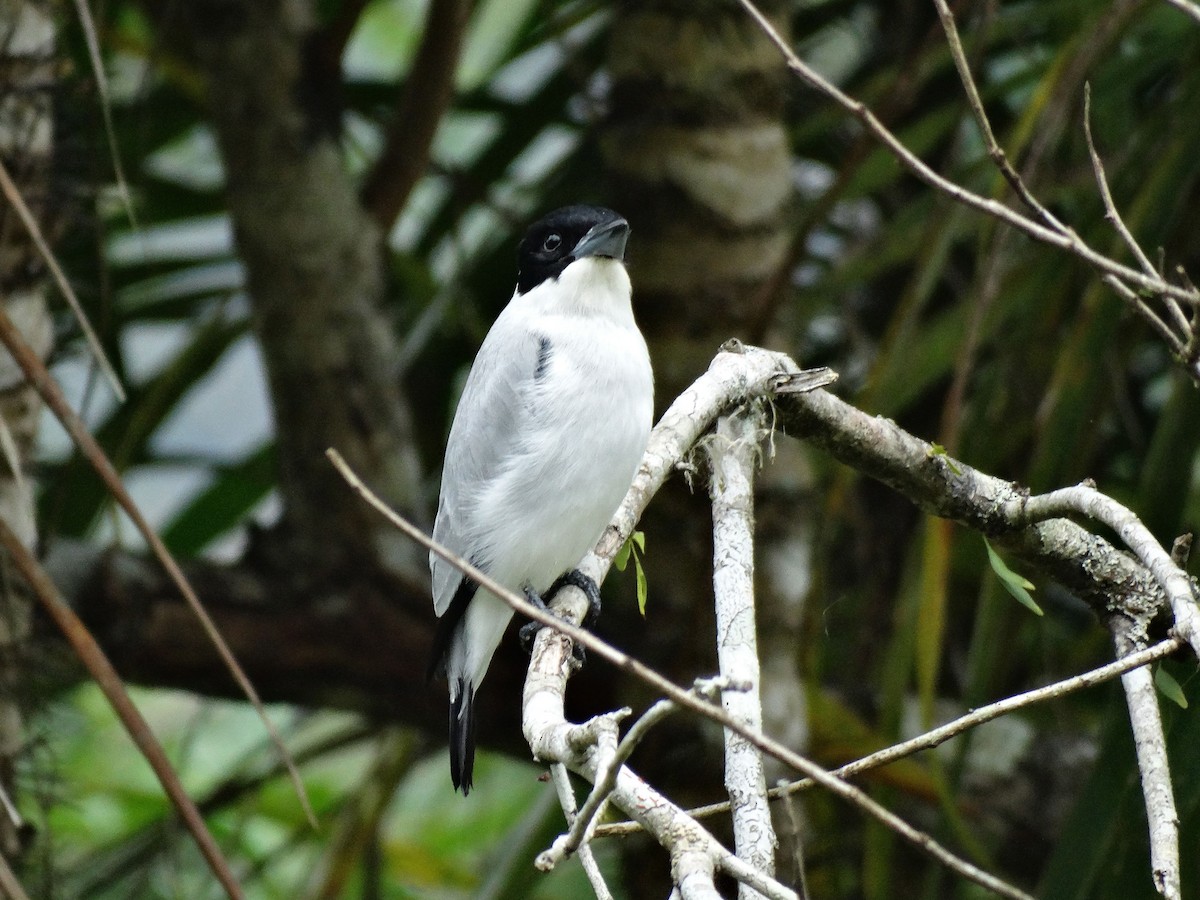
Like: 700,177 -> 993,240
0,0 -> 56,858
162,0 -> 427,578
603,1 -> 808,889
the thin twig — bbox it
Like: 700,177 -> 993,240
1101,274 -> 1186,357
328,448 -> 1032,900
1082,84 -> 1158,279
0,781 -> 20,830
0,519 -> 244,900
541,678 -> 746,870
778,786 -> 810,900
70,0 -> 138,229
0,305 -> 315,827
548,764 -> 615,900
1080,83 -> 1194,351
540,700 -> 672,868
0,157 -> 125,401
736,0 -> 1199,309
932,0 -> 1066,233
596,635 -> 1183,837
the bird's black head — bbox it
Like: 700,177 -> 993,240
516,205 -> 629,295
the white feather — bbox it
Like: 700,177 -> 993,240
432,256 -> 653,697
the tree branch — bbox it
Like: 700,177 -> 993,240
774,388 -> 1172,621
175,0 -> 426,565
547,763 -> 615,899
737,0 -> 1200,310
361,0 -> 472,231
707,405 -> 777,892
1112,616 -> 1181,900
596,635 -> 1185,837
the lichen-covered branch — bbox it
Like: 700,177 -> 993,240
707,405 -> 777,892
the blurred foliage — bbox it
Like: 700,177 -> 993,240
22,0 -> 1200,896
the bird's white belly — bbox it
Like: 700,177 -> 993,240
481,340 -> 649,592
457,322 -> 651,688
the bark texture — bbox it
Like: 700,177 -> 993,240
605,0 -> 793,394
601,12 -> 806,870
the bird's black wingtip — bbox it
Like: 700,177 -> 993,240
449,678 -> 477,795
429,577 -> 479,684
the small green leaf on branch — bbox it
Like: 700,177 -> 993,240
984,539 -> 1043,616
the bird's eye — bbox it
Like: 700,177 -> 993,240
542,233 -> 562,252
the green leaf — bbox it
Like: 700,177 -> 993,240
614,530 -> 645,572
615,532 -> 648,614
1155,666 -> 1189,709
160,444 -> 276,556
634,553 -> 648,617
614,538 -> 632,572
984,539 -> 1043,616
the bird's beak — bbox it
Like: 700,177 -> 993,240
572,217 -> 630,262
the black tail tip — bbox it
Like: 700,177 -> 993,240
449,679 -> 476,795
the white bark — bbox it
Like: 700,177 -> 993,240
707,406 -> 777,893
1111,618 -> 1181,900
1120,663 -> 1179,899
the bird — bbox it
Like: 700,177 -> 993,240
428,205 -> 654,794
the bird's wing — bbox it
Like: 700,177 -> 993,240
430,302 -> 542,616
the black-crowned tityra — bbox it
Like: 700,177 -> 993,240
428,205 -> 654,794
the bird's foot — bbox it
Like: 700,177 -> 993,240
518,570 -> 601,664
518,585 -> 553,655
548,569 -> 602,627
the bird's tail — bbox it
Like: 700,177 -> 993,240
449,677 -> 477,795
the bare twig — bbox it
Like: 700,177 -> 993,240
71,0 -> 137,228
0,781 -> 20,831
931,0 -> 1066,233
1081,83 -> 1194,359
0,157 -> 125,401
0,519 -> 244,900
0,305 -> 315,827
539,702 -> 665,869
1082,85 -> 1158,279
736,0 -> 1200,309
1101,275 -> 1187,358
597,635 -> 1182,836
548,764 -> 614,900
1112,618 -> 1181,900
542,678 -> 743,872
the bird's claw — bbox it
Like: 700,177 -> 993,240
518,570 -> 600,664
551,569 -> 602,627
